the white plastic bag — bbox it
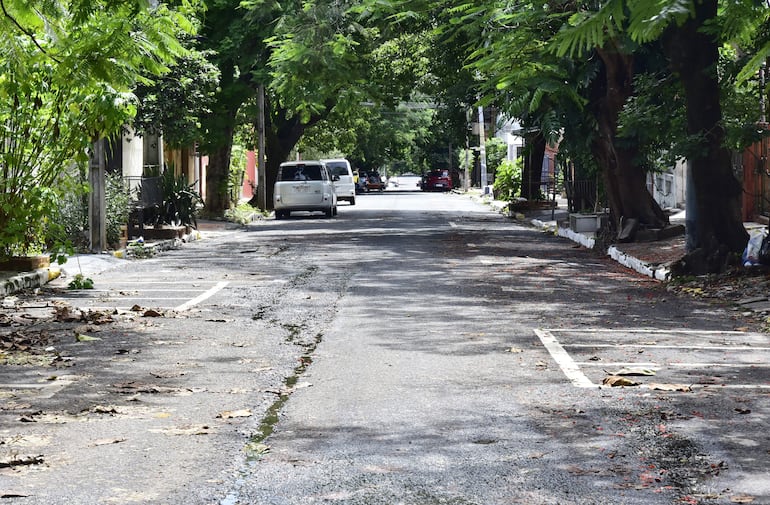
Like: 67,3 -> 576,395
743,228 -> 767,266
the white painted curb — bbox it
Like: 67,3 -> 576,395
608,245 -> 670,281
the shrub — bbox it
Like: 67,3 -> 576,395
106,173 -> 130,248
159,169 -> 202,227
493,159 -> 523,201
50,170 -> 131,252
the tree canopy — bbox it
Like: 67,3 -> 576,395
407,0 -> 770,272
0,0 -> 193,259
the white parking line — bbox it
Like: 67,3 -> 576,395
568,343 -> 770,351
534,328 -> 770,390
534,329 -> 594,388
175,281 -> 229,311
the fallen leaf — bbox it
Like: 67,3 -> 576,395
735,408 -> 752,415
649,383 -> 692,392
151,424 -> 212,436
566,465 -> 600,475
507,347 -> 523,353
607,368 -> 656,376
75,334 -> 101,342
730,494 -> 755,503
90,405 -> 119,414
217,409 -> 252,419
244,442 -> 270,457
0,454 -> 44,468
603,376 -> 640,387
91,438 -> 126,446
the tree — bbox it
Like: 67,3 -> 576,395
557,0 -> 769,272
132,41 -> 220,149
198,0 -> 396,213
440,1 -> 669,232
0,0 -> 190,260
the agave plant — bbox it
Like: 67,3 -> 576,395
159,169 -> 203,228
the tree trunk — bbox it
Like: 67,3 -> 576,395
200,63 -> 246,218
521,130 -> 545,200
263,98 -> 337,209
663,0 -> 748,274
589,43 -> 667,239
203,121 -> 235,216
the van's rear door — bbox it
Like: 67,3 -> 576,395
277,164 -> 326,206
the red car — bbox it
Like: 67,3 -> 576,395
364,172 -> 385,192
422,169 -> 453,192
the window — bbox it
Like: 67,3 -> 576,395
279,164 -> 323,181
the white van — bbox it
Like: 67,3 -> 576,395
274,161 -> 338,218
321,158 -> 356,205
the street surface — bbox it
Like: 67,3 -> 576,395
1,190 -> 768,504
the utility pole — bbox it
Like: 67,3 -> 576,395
257,84 -> 267,210
89,140 -> 106,252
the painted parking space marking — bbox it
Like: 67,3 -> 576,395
534,328 -> 594,387
535,328 -> 770,389
175,281 -> 229,311
0,378 -> 74,399
52,279 -> 230,311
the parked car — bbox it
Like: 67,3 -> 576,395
421,169 -> 453,192
321,158 -> 356,205
274,161 -> 338,218
364,171 -> 385,192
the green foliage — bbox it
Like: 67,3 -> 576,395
493,159 -> 522,202
224,202 -> 265,224
229,144 -> 247,204
0,0 -> 193,260
132,42 -> 220,147
485,137 -> 507,175
128,240 -> 155,258
50,169 -> 134,251
106,172 -> 130,247
68,273 -> 94,290
52,172 -> 90,252
158,169 -> 202,227
301,99 -> 440,173
198,0 -> 429,212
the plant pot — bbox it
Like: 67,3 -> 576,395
142,227 -> 186,240
0,255 -> 50,272
569,213 -> 603,233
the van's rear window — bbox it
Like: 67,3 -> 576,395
279,165 -> 322,181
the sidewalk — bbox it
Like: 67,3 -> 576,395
478,192 -> 690,281
0,219 -> 239,297
481,192 -> 770,282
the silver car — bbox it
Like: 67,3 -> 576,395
274,161 -> 338,219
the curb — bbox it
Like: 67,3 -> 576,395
0,268 -> 58,297
607,245 -> 671,281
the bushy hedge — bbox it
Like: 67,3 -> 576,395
493,159 -> 523,201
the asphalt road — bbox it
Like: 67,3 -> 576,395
1,190 -> 768,505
